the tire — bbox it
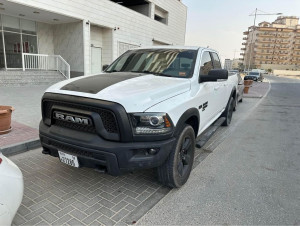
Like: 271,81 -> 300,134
239,91 -> 244,103
157,125 -> 195,188
233,95 -> 238,111
221,97 -> 234,126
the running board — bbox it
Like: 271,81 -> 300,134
196,117 -> 226,148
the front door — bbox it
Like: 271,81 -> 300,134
91,46 -> 102,74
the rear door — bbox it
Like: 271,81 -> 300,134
210,52 -> 228,113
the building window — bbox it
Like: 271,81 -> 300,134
154,5 -> 168,25
0,14 -> 37,69
109,0 -> 150,17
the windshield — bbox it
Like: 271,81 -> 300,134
105,49 -> 198,78
249,72 -> 259,76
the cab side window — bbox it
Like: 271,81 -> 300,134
211,52 -> 222,69
199,52 -> 213,75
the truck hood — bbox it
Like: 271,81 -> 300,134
46,72 -> 191,112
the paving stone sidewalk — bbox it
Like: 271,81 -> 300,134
0,121 -> 38,149
10,148 -> 170,226
244,80 -> 270,98
0,85 -> 47,154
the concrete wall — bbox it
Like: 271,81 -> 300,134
128,4 -> 150,17
53,21 -> 84,75
260,64 -> 300,71
90,26 -> 103,48
274,70 -> 300,76
102,29 -> 113,66
37,22 -> 54,55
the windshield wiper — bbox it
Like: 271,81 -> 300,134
131,70 -> 172,77
106,70 -> 120,73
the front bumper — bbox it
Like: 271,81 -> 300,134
39,122 -> 176,176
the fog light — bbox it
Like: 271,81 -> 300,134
148,148 -> 159,155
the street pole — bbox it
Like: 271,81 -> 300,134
247,8 -> 257,73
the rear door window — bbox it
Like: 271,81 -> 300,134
200,51 -> 213,75
211,52 -> 222,69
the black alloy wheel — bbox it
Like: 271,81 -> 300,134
222,97 -> 234,126
157,125 -> 195,188
177,136 -> 193,177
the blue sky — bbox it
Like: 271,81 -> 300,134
182,0 -> 300,62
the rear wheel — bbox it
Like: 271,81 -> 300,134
233,95 -> 238,111
157,125 -> 195,188
221,97 -> 234,126
239,90 -> 244,103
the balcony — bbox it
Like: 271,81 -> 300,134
291,59 -> 300,62
279,46 -> 289,50
243,31 -> 249,35
258,39 -> 274,43
259,45 -> 273,49
278,58 -> 288,61
277,35 -> 290,39
240,53 -> 245,56
258,33 -> 273,37
258,52 -> 273,55
239,58 -> 244,60
295,36 -> 300,39
278,52 -> 288,56
280,41 -> 289,44
242,42 -> 247,45
243,37 -> 248,40
241,48 -> 246,51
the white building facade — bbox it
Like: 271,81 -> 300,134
224,59 -> 233,70
0,0 -> 187,77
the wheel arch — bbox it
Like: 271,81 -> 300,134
231,86 -> 237,100
174,108 -> 200,138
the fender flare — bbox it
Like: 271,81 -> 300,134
230,86 -> 237,99
174,108 -> 200,137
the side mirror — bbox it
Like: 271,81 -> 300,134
102,64 -> 109,71
199,69 -> 228,83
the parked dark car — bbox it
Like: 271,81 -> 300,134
244,71 -> 263,82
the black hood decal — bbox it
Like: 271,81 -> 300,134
61,72 -> 145,94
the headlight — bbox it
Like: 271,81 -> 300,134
129,113 -> 173,135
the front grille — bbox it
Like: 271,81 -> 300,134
49,140 -> 97,158
54,120 -> 96,134
43,100 -> 118,134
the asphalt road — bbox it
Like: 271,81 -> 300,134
138,75 -> 300,225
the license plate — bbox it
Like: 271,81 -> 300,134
58,151 -> 79,168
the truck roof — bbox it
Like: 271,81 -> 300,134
134,45 -> 216,52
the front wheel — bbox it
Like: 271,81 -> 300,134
157,125 -> 195,188
221,97 -> 234,126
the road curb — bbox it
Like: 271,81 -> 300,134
0,138 -> 41,156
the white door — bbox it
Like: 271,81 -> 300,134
210,52 -> 228,114
197,51 -> 217,131
91,46 -> 102,74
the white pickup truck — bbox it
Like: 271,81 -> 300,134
39,46 -> 238,188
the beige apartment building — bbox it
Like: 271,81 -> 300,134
240,16 -> 300,71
